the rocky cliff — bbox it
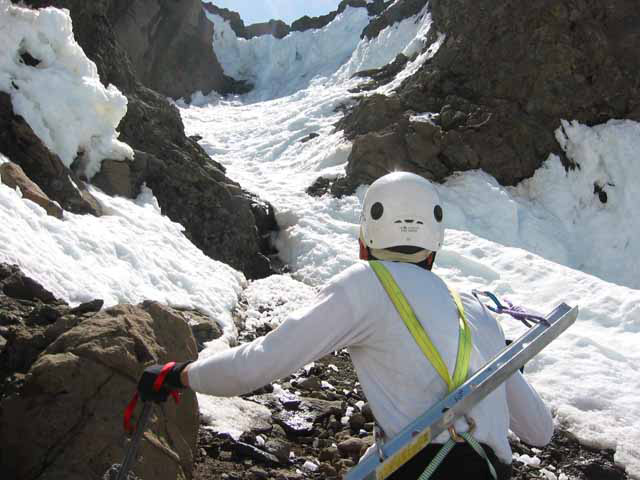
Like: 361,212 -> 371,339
330,0 -> 640,195
107,0 -> 249,99
5,0 -> 276,278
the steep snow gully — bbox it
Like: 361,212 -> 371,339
0,1 -> 638,478
180,5 -> 640,477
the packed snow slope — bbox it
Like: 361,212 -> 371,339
179,5 -> 640,476
0,3 -> 244,343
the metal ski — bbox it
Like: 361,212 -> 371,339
346,302 -> 578,480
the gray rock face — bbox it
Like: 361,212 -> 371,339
109,0 -> 249,99
333,0 -> 640,194
17,0 -> 277,278
22,0 -> 247,99
0,264 -> 200,480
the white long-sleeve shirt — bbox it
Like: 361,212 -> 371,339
188,261 -> 553,463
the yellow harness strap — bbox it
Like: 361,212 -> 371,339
369,261 -> 472,392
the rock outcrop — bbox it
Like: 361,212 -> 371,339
0,161 -> 64,219
202,4 -> 291,40
291,0 -> 386,33
15,1 -> 277,278
0,93 -> 101,216
361,0 -> 427,39
0,264 -> 200,480
331,0 -> 640,195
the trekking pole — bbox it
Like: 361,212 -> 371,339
107,363 -> 182,480
114,401 -> 154,480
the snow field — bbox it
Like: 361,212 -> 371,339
0,0 -> 132,178
439,231 -> 640,474
0,180 -> 245,345
181,5 -> 640,476
198,395 -> 272,441
205,6 -> 371,102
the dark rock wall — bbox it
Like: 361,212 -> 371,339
333,0 -> 640,194
11,0 -> 275,278
22,0 -> 245,99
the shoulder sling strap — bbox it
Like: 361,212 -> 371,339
369,260 -> 471,392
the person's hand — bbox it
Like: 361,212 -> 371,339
137,361 -> 190,402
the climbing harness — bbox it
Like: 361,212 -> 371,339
346,300 -> 578,480
369,261 -> 496,479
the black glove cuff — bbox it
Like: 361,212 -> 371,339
165,361 -> 192,389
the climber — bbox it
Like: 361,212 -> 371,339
137,171 -> 553,479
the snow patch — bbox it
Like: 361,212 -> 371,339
206,6 -> 371,101
439,119 -> 640,290
516,119 -> 640,289
513,453 -> 542,467
242,274 -> 316,330
198,395 -> 272,440
0,181 -> 245,343
0,1 -> 133,178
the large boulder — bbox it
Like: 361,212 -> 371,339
0,264 -> 200,480
0,92 -> 101,216
333,0 -> 640,193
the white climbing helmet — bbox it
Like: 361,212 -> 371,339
360,172 -> 444,252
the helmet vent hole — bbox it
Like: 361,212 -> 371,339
434,205 -> 443,222
404,219 -> 414,223
371,202 -> 384,220
416,221 -> 424,225
394,220 -> 402,224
